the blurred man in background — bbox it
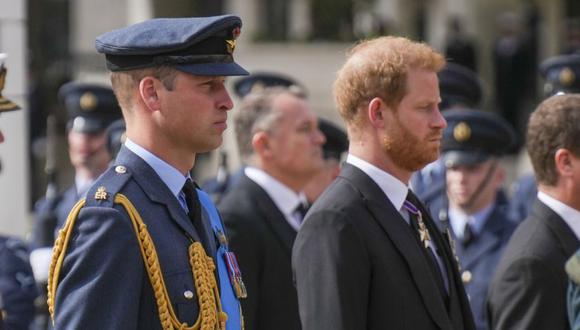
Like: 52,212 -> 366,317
429,109 -> 518,330
0,56 -> 37,330
219,87 -> 325,330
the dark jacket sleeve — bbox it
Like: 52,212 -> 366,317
53,206 -> 144,329
292,209 -> 370,330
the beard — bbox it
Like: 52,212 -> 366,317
382,116 -> 441,172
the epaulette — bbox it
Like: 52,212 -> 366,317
84,164 -> 132,208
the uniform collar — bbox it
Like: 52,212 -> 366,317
244,166 -> 306,231
124,138 -> 187,199
448,203 -> 494,239
538,191 -> 580,240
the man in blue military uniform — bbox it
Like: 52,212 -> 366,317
510,52 -> 580,222
47,16 -> 248,329
0,56 -> 38,330
32,83 -> 121,247
428,109 -> 518,330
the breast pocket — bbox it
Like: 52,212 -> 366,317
166,270 -> 200,326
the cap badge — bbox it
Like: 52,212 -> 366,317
453,122 -> 471,142
0,55 -> 20,112
226,39 -> 236,54
559,67 -> 575,87
80,92 -> 98,111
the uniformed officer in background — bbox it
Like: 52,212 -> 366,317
510,52 -> 580,222
47,15 -> 248,329
0,55 -> 37,330
428,109 -> 518,330
411,62 -> 483,200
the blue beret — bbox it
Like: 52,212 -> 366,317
438,63 -> 483,110
539,53 -> 580,97
441,109 -> 516,167
233,72 -> 307,98
95,15 -> 248,76
59,82 -> 122,134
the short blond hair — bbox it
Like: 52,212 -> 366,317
333,36 -> 445,126
110,66 -> 178,112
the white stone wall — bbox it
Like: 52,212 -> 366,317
0,0 -> 29,237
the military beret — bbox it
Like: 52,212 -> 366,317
441,109 -> 516,167
438,63 -> 483,110
318,118 -> 348,161
233,72 -> 307,98
0,54 -> 20,113
539,53 -> 580,97
95,15 -> 248,76
59,82 -> 122,134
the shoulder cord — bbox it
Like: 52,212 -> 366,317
47,194 -> 227,330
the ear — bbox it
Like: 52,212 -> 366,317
554,148 -> 575,177
251,131 -> 272,159
368,97 -> 387,128
138,77 -> 161,112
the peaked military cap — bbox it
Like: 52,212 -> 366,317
539,53 -> 580,97
438,63 -> 483,110
0,54 -> 20,113
441,109 -> 516,167
318,118 -> 348,161
233,72 -> 307,98
95,15 -> 248,76
59,82 -> 122,134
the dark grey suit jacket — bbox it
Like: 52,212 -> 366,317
219,174 -> 301,330
487,198 -> 580,330
292,164 -> 475,330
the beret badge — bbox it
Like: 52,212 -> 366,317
453,122 -> 471,143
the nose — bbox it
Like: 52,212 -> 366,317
219,88 -> 234,111
432,105 -> 447,129
315,127 -> 326,146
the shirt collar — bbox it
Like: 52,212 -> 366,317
244,167 -> 306,230
346,154 -> 409,212
538,191 -> 580,240
448,203 -> 494,239
124,138 -> 188,198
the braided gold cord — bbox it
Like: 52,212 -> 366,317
47,194 -> 226,330
47,199 -> 86,321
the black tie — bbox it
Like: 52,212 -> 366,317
463,222 -> 474,246
182,179 -> 209,248
294,202 -> 309,223
405,192 -> 448,300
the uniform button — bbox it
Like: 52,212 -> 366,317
115,165 -> 127,174
462,270 -> 472,284
183,290 -> 194,300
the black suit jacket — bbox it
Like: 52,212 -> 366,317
292,164 -> 475,330
219,174 -> 301,330
487,198 -> 580,330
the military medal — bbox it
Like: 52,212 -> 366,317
403,200 -> 431,248
216,229 -> 247,299
224,251 -> 247,299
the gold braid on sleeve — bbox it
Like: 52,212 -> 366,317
47,194 -> 227,330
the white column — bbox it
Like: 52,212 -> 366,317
0,0 -> 29,237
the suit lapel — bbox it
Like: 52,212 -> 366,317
533,199 -> 580,257
340,164 -> 452,329
115,147 -> 200,243
241,175 -> 296,254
